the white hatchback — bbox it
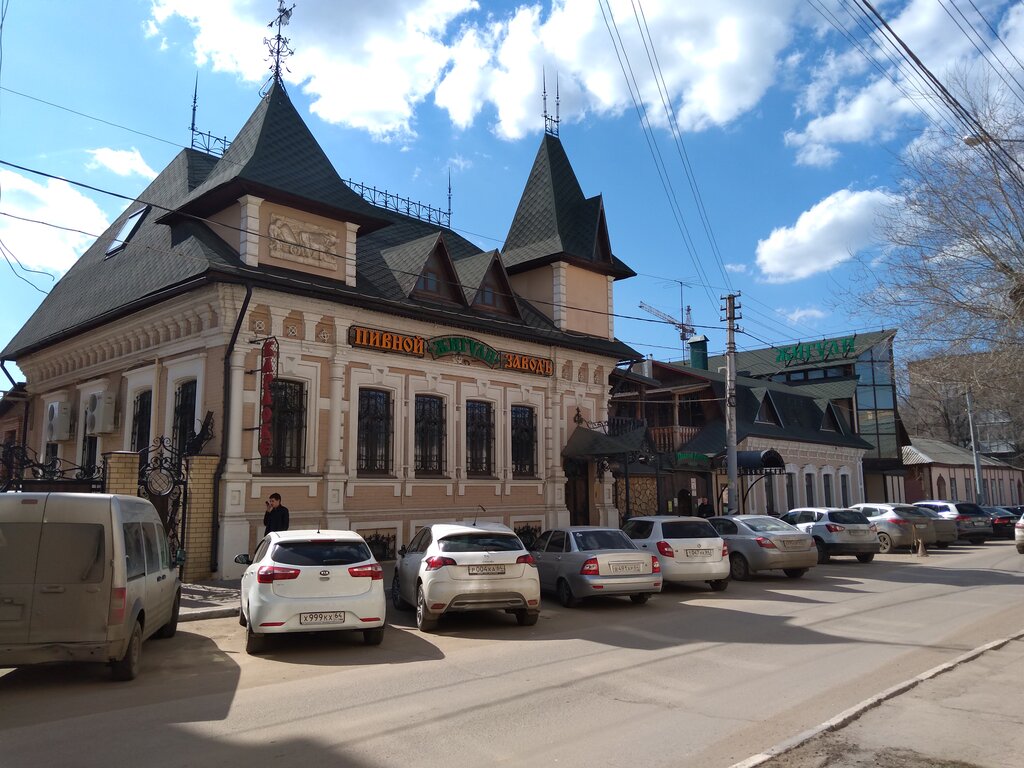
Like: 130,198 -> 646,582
235,530 -> 386,654
391,522 -> 540,632
621,516 -> 730,591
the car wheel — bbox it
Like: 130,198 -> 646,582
877,532 -> 892,554
155,591 -> 180,639
937,541 -> 950,549
856,553 -> 875,563
362,627 -> 385,646
815,539 -> 831,564
245,622 -> 267,655
708,578 -> 729,592
111,620 -> 142,681
729,553 -> 750,581
391,575 -> 409,611
515,610 -> 539,626
556,579 -> 579,609
1016,545 -> 1024,554
630,593 -> 651,605
416,585 -> 438,632
783,568 -> 807,579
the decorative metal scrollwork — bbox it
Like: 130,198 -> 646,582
0,443 -> 104,492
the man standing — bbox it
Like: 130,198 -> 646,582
696,496 -> 714,518
263,493 -> 290,536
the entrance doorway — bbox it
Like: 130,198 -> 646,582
564,458 -> 590,526
676,488 -> 693,516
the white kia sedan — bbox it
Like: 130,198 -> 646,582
391,522 -> 540,632
235,530 -> 386,654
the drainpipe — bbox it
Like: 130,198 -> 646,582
210,284 -> 253,573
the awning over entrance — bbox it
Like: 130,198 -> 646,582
561,426 -> 647,459
715,448 -> 786,475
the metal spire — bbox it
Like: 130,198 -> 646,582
542,70 -> 560,137
265,0 -> 295,89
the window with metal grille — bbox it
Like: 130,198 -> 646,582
840,474 -> 850,507
804,473 -> 815,506
261,380 -> 306,473
81,431 -> 98,471
511,405 -> 536,477
358,389 -> 392,475
131,390 -> 152,456
466,400 -> 494,477
172,380 -> 197,456
766,473 -> 777,515
823,474 -> 833,507
415,395 -> 445,476
786,472 -> 795,510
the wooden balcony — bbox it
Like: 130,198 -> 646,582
649,425 -> 700,453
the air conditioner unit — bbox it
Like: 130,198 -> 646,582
45,401 -> 72,442
85,391 -> 117,435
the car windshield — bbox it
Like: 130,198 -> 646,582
827,510 -> 870,525
572,529 -> 637,551
438,533 -> 523,552
914,507 -> 942,519
744,517 -> 797,533
273,540 -> 371,566
892,505 -> 929,518
661,521 -> 719,539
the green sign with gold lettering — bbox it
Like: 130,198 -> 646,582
776,337 -> 855,366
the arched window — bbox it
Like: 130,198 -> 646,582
937,475 -> 946,499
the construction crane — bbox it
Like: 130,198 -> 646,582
639,301 -> 695,343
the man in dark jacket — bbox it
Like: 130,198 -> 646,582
263,493 -> 289,536
696,497 -> 714,518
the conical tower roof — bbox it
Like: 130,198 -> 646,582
167,82 -> 387,232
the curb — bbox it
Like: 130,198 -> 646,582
180,607 -> 239,622
730,628 -> 1024,768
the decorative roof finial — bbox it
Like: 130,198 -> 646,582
264,0 -> 295,92
543,69 -> 560,137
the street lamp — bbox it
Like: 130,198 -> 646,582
962,134 -> 1024,146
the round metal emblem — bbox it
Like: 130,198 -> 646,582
145,468 -> 175,497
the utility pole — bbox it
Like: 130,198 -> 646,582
724,293 -> 740,514
966,388 -> 985,504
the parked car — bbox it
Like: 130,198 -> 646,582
1016,517 -> 1024,554
913,501 -> 993,544
901,506 -> 957,548
850,503 -> 937,553
621,516 -> 730,591
706,515 -> 817,580
530,526 -> 662,607
0,492 -> 181,681
981,507 -> 1018,539
235,530 -> 386,654
778,507 -> 880,564
391,522 -> 540,631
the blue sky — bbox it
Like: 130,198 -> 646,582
1,0 -> 1023,384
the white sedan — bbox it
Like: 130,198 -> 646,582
235,530 -> 387,654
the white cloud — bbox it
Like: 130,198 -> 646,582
0,170 -> 110,275
784,306 -> 827,324
147,0 -> 802,141
755,188 -> 891,282
86,147 -> 158,179
448,153 -> 472,172
724,262 -> 747,273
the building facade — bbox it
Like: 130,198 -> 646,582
903,436 -> 1024,505
0,83 -> 638,577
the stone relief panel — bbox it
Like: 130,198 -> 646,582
268,213 -> 339,270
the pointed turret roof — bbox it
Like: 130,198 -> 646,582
502,133 -> 634,279
166,82 -> 387,232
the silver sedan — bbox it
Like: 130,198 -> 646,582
530,527 -> 663,607
707,515 -> 817,580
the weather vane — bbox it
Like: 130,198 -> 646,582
264,0 -> 295,90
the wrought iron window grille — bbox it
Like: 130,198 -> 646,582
358,389 -> 393,475
414,395 -> 446,476
511,405 -> 537,477
465,401 -> 495,477
261,380 -> 306,474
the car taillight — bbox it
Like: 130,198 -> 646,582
656,541 -> 674,557
651,556 -> 660,573
424,556 -> 457,571
108,586 -> 126,626
892,518 -> 910,526
825,524 -> 845,533
721,541 -> 729,557
348,563 -> 384,580
580,557 -> 600,575
516,554 -> 536,567
755,537 -> 777,549
956,515 -> 971,521
257,565 -> 301,583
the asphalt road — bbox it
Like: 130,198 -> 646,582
2,541 -> 1022,768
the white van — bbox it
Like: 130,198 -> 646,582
0,492 -> 181,681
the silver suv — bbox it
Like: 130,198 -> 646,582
779,507 -> 881,564
913,501 -> 993,544
850,503 -> 937,553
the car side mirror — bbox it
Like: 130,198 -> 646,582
398,546 -> 407,558
175,549 -> 187,566
234,553 -> 251,565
